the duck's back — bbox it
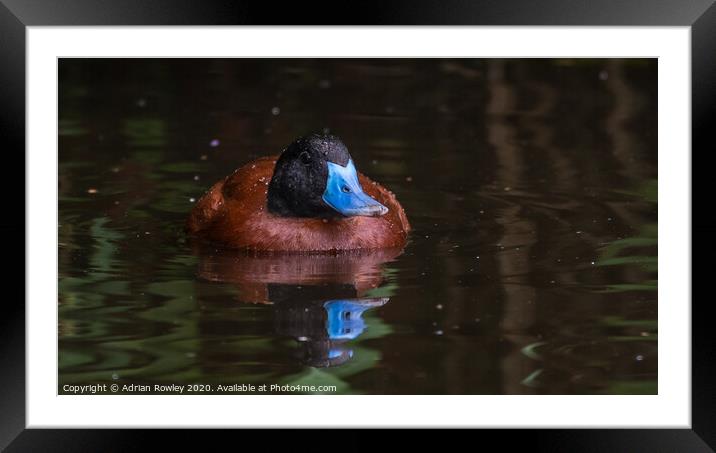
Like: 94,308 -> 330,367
186,156 -> 410,252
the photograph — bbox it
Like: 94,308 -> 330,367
58,57 -> 657,396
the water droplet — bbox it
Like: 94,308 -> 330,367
599,70 -> 609,81
112,373 -> 119,380
435,304 -> 443,310
87,188 -> 98,194
635,354 -> 644,361
189,197 -> 196,203
271,106 -> 281,115
210,139 -> 220,147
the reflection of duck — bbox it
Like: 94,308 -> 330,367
324,299 -> 386,341
186,134 -> 410,252
195,245 -> 401,303
194,248 -> 396,367
275,297 -> 388,368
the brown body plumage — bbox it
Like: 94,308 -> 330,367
186,156 -> 410,252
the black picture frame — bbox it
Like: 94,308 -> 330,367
1,0 -> 711,450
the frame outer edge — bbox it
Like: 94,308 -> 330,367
1,0 -> 712,450
0,1 -> 27,451
0,0 -> 714,26
692,1 -> 716,451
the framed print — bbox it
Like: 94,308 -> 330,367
1,0 -> 711,450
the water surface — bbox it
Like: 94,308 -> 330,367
59,59 -> 657,394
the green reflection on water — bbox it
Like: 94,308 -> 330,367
596,180 -> 658,289
123,118 -> 167,147
59,119 -> 88,137
595,181 -> 657,394
279,313 -> 393,395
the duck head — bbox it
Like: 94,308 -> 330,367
267,134 -> 389,218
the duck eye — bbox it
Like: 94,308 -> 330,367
299,151 -> 311,165
341,186 -> 351,193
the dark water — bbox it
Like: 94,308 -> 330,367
58,59 -> 657,395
